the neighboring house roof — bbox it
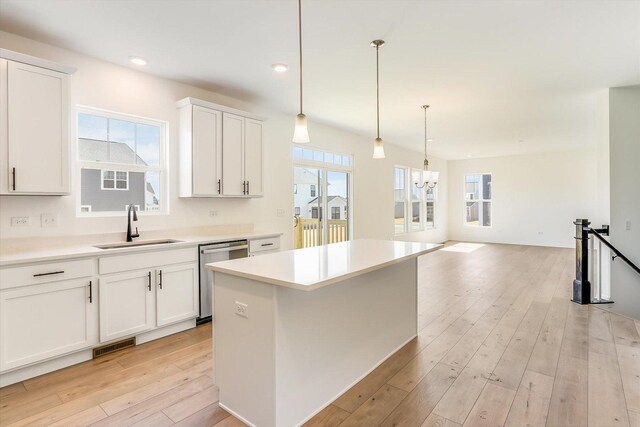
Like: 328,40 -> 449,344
307,195 -> 346,204
145,182 -> 156,195
79,138 -> 147,165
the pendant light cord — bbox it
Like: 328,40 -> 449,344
376,44 -> 380,139
298,0 -> 303,115
424,106 -> 428,159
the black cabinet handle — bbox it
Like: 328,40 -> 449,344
147,271 -> 152,291
261,243 -> 274,247
158,270 -> 163,289
33,270 -> 65,277
12,167 -> 16,191
247,180 -> 250,195
242,181 -> 246,195
88,280 -> 93,303
217,179 -> 221,194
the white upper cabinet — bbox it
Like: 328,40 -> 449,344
177,97 -> 264,198
0,50 -> 75,195
222,112 -> 245,196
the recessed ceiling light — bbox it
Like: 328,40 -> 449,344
129,56 -> 147,66
427,138 -> 434,142
467,154 -> 472,158
272,63 -> 288,73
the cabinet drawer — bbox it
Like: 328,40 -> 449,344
0,258 -> 96,290
249,237 -> 280,254
99,247 -> 198,275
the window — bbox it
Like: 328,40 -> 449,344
395,166 -> 438,233
77,108 -> 166,215
311,207 -> 322,219
426,186 -> 436,228
394,167 -> 407,234
310,184 -> 316,197
295,207 -> 301,215
465,173 -> 492,227
292,146 -> 353,168
293,184 -> 298,194
331,207 -> 340,220
101,170 -> 128,190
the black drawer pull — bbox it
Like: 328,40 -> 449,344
33,270 -> 65,277
261,243 -> 274,247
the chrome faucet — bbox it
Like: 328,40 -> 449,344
126,204 -> 140,242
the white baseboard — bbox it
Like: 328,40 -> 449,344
219,402 -> 258,427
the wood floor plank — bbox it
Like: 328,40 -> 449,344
421,412 -> 462,427
547,354 -> 588,427
504,370 -> 554,427
339,384 -> 407,427
163,385 -> 219,423
380,363 -> 461,427
91,375 -> 213,426
488,301 -> 550,391
130,411 -> 175,427
526,297 -> 569,377
173,403 -> 230,427
431,366 -> 490,425
303,404 -> 350,427
99,363 -> 213,416
0,391 -> 62,426
212,415 -> 246,426
47,406 -> 108,427
332,338 -> 421,413
461,382 -> 515,427
0,383 -> 25,399
588,308 -> 630,427
629,410 -> 640,427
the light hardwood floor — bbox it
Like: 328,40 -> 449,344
1,242 -> 638,427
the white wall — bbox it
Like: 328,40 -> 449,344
608,86 -> 640,319
0,31 -> 447,249
447,149 -> 600,248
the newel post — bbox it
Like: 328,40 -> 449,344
572,218 -> 591,304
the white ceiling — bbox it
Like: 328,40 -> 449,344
1,0 -> 639,159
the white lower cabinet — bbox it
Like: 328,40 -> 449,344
156,263 -> 198,327
99,269 -> 155,343
0,278 -> 97,372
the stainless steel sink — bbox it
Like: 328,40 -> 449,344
94,239 -> 183,250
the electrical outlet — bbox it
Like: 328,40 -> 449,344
209,210 -> 218,217
235,301 -> 248,318
11,217 -> 30,227
276,208 -> 285,217
41,213 -> 58,227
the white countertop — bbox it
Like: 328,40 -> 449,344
206,239 -> 442,291
0,231 -> 282,267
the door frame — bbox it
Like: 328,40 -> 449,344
292,161 -> 353,247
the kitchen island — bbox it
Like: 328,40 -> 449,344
206,239 -> 441,427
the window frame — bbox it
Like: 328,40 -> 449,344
463,172 -> 492,228
76,106 -> 169,217
394,165 -> 439,235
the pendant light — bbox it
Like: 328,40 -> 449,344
416,105 -> 439,189
371,39 -> 385,159
292,0 -> 310,143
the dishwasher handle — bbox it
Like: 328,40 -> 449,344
200,244 -> 248,255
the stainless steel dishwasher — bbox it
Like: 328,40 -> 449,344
198,240 -> 248,324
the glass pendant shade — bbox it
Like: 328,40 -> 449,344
292,113 -> 310,143
373,137 -> 385,159
423,170 -> 439,185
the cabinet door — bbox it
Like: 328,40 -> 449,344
5,60 -> 69,194
244,118 -> 263,196
0,278 -> 97,372
99,270 -> 154,342
192,106 -> 222,196
221,113 -> 245,196
156,263 -> 198,327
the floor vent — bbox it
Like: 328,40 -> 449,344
93,337 -> 136,358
